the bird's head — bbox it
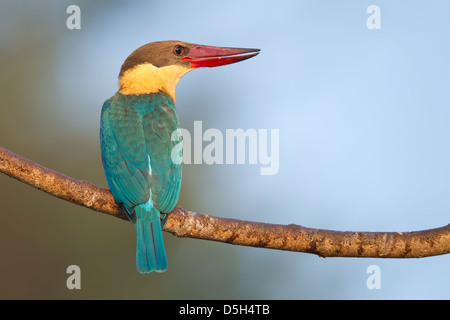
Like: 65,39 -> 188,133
118,40 -> 260,101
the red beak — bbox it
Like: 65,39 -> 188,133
181,44 -> 260,68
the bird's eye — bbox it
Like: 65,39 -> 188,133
174,45 -> 184,56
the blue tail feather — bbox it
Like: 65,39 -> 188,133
135,202 -> 167,273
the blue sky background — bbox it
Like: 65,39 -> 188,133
0,0 -> 449,299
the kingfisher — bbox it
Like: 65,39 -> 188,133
100,40 -> 259,273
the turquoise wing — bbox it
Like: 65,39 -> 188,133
100,93 -> 182,217
100,98 -> 151,218
142,93 -> 182,213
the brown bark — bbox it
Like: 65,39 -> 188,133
1,146 -> 449,258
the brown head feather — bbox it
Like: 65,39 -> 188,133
119,40 -> 195,77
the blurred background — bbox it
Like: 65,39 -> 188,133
0,0 -> 449,299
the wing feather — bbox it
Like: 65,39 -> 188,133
100,93 -> 182,217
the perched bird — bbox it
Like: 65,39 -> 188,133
100,40 -> 259,273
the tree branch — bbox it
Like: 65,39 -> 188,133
1,146 -> 449,258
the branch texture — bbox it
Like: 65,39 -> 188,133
1,146 -> 449,258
